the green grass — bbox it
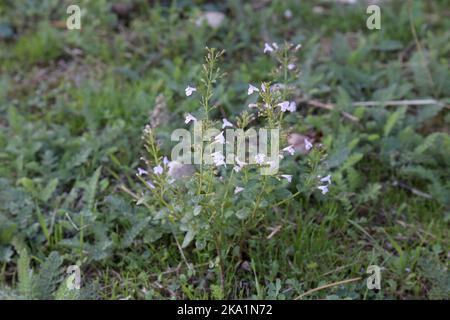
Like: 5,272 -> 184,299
0,0 -> 449,300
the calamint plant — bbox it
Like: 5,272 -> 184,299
131,45 -> 332,295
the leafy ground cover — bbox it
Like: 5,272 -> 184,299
0,0 -> 449,299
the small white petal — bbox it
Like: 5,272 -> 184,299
222,118 -> 234,128
248,84 -> 260,95
234,187 -> 244,194
282,145 -> 295,156
255,153 -> 265,165
211,152 -> 226,167
304,138 -> 313,151
153,165 -> 163,175
214,131 -> 226,144
317,185 -> 329,195
263,42 -> 274,53
233,165 -> 241,172
288,63 -> 296,70
185,85 -> 197,96
287,101 -> 297,112
320,174 -> 332,185
185,113 -> 197,124
284,9 -> 293,18
272,42 -> 279,50
137,168 -> 148,176
248,103 -> 258,109
278,101 -> 290,112
281,175 -> 293,183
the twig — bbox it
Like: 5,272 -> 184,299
392,180 -> 432,199
294,277 -> 362,300
298,98 -> 360,123
352,99 -> 444,107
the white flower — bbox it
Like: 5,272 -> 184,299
282,145 -> 295,156
153,165 -> 163,175
137,168 -> 148,176
284,9 -> 293,18
185,113 -> 197,124
263,42 -> 274,53
317,185 -> 329,195
278,101 -> 296,112
163,156 -> 170,166
185,85 -> 196,96
288,63 -> 296,70
248,103 -> 258,109
295,43 -> 302,51
278,101 -> 290,112
320,174 -> 332,185
255,153 -> 265,165
261,83 -> 267,92
233,165 -> 242,172
304,138 -> 313,151
222,118 -> 234,128
146,180 -> 156,189
248,83 -> 259,95
214,131 -> 225,144
272,42 -> 279,50
288,101 -> 296,112
211,152 -> 226,167
281,174 -> 293,183
234,187 -> 244,194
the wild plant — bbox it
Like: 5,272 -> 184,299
131,45 -> 332,295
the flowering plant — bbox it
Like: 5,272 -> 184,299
131,45 -> 332,293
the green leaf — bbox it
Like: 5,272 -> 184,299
384,106 -> 406,136
32,251 -> 63,300
17,248 -> 32,298
40,178 -> 58,202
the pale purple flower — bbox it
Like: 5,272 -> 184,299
304,138 -> 313,151
282,145 -> 295,156
317,185 -> 329,195
263,42 -> 274,53
320,174 -> 332,185
278,101 -> 296,112
233,165 -> 242,172
234,187 -> 244,194
287,101 -> 296,112
288,63 -> 296,70
214,131 -> 225,144
281,175 -> 293,183
163,156 -> 170,166
185,113 -> 197,124
248,84 -> 259,95
284,9 -> 293,18
146,180 -> 156,189
185,85 -> 196,96
137,168 -> 148,176
255,153 -> 265,165
211,152 -> 226,167
153,165 -> 163,175
261,83 -> 267,92
222,118 -> 234,128
278,101 -> 290,112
